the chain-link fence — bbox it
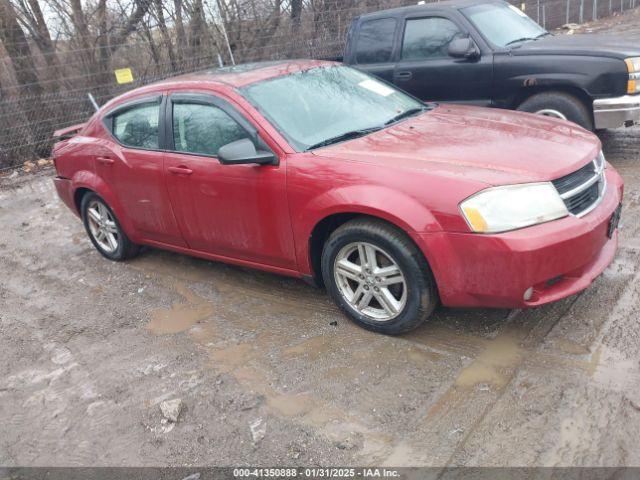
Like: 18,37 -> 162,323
0,0 -> 637,173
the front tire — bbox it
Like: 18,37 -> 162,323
321,218 -> 438,335
517,91 -> 593,130
81,192 -> 139,261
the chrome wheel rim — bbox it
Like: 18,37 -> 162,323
535,108 -> 567,120
87,200 -> 119,253
333,242 -> 407,322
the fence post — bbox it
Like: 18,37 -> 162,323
579,0 -> 584,22
542,4 -> 546,27
566,0 -> 570,23
593,0 -> 597,20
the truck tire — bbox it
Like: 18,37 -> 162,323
517,91 -> 593,131
321,217 -> 438,335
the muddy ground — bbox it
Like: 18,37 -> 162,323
2,9 -> 640,469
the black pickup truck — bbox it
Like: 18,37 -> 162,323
341,0 -> 640,130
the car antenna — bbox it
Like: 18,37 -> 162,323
87,93 -> 100,112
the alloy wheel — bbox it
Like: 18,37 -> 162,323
86,200 -> 120,253
333,241 -> 407,321
535,108 -> 567,120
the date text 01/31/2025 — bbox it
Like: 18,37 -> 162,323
232,467 -> 401,478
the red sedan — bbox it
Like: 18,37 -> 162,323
52,60 -> 623,334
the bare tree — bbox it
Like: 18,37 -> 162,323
152,0 -> 177,71
0,0 -> 49,156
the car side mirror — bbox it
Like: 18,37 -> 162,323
217,138 -> 277,166
448,37 -> 480,59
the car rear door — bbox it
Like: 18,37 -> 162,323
100,95 -> 187,247
393,13 -> 493,105
162,92 -> 296,270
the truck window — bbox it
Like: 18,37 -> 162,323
401,17 -> 464,60
355,18 -> 397,64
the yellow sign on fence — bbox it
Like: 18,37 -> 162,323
114,68 -> 134,84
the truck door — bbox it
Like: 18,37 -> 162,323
393,15 -> 493,105
348,17 -> 399,84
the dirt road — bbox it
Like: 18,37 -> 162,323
2,10 -> 640,468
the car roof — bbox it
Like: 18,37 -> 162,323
99,59 -> 337,113
355,0 -> 502,19
157,59 -> 337,89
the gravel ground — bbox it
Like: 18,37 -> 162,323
1,9 -> 640,469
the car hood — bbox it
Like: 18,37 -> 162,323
515,34 -> 640,59
313,104 -> 601,187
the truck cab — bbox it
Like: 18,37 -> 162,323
343,0 -> 640,130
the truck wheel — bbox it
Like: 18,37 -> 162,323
81,192 -> 140,261
517,91 -> 593,131
321,218 -> 438,335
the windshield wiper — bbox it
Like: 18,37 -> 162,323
305,105 -> 429,151
305,126 -> 382,151
505,36 -> 535,46
535,31 -> 551,39
384,106 -> 427,126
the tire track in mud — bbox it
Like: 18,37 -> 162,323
382,295 -> 586,467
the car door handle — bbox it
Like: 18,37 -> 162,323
168,166 -> 193,175
395,71 -> 413,81
96,156 -> 114,165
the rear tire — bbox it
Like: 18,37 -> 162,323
81,192 -> 140,261
517,91 -> 593,130
321,218 -> 438,335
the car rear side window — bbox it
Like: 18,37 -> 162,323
401,17 -> 464,60
112,103 -> 160,149
172,103 -> 248,156
355,18 -> 397,64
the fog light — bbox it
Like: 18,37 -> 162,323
523,287 -> 534,301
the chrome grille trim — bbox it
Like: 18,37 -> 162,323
552,154 -> 606,217
575,173 -> 606,218
559,171 -> 601,199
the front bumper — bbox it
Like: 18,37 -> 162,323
419,168 -> 623,309
593,94 -> 640,129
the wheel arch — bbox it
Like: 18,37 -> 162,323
69,171 -> 138,241
73,187 -> 92,214
514,86 -> 593,117
307,212 -> 435,288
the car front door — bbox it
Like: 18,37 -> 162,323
393,15 -> 493,105
100,95 -> 187,247
163,93 -> 296,270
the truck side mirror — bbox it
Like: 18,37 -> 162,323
448,37 -> 480,59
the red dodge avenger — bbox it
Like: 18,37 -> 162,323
53,60 -> 623,334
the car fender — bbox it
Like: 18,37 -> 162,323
295,185 -> 442,275
70,170 -> 139,241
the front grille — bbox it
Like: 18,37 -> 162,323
552,155 -> 606,217
564,182 -> 599,214
553,162 -> 596,194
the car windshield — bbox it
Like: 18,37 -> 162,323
461,3 -> 548,48
239,66 -> 426,151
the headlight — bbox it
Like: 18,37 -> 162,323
460,182 -> 569,233
625,57 -> 640,94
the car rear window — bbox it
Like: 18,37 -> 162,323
112,102 -> 160,149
